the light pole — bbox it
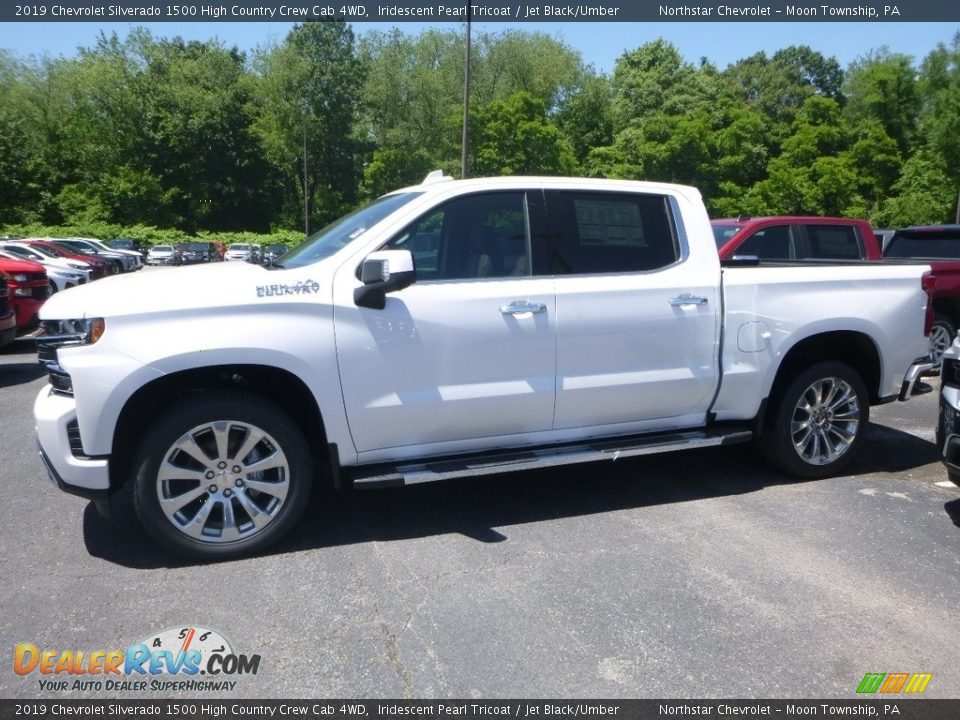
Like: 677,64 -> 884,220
461,7 -> 472,179
302,104 -> 310,238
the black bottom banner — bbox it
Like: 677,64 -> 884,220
1,700 -> 958,720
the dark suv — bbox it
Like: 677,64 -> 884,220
108,237 -> 148,260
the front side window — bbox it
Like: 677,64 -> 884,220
544,191 -> 680,274
736,225 -> 794,259
384,192 -> 530,281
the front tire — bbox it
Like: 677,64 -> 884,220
131,390 -> 313,560
760,361 -> 868,479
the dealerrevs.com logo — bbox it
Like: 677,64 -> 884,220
14,626 -> 261,692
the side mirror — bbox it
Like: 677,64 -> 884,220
354,250 -> 416,310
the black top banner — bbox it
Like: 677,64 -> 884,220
2,1 -> 959,23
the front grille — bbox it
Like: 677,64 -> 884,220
32,282 -> 51,300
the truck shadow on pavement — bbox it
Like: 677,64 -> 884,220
81,421 -> 943,569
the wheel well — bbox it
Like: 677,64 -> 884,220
932,298 -> 960,327
109,365 -> 328,492
759,331 -> 881,431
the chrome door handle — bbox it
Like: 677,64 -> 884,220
669,294 -> 708,307
500,301 -> 547,315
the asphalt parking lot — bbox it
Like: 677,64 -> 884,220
1,295 -> 959,699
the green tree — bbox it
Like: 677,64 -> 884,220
253,21 -> 366,229
843,48 -> 919,155
471,92 -> 576,176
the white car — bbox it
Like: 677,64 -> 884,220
34,173 -> 934,560
225,243 -> 253,261
0,242 -> 93,284
0,250 -> 85,293
73,237 -> 144,269
146,245 -> 175,265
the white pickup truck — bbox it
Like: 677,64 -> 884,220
34,175 -> 934,559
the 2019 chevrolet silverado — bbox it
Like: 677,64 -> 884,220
34,175 -> 934,559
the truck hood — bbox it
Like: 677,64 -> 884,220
40,262 -> 325,320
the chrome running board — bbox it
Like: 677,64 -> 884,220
348,428 -> 753,488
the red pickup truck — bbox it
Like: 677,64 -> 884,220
0,256 -> 50,333
712,216 -> 880,261
0,275 -> 16,349
883,226 -> 960,367
711,216 -> 960,369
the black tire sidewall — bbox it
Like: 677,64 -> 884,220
763,361 -> 869,479
131,390 -> 313,560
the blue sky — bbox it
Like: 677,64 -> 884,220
2,21 -> 958,71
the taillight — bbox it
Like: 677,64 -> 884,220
922,271 -> 936,337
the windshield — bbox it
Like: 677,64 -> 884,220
109,239 -> 133,249
885,229 -> 960,259
280,192 -> 424,269
24,244 -> 57,258
230,244 -> 250,251
153,245 -> 172,252
712,223 -> 742,249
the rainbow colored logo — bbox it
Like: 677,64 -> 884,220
856,673 -> 932,694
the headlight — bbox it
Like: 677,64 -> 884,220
13,273 -> 28,282
36,318 -> 106,395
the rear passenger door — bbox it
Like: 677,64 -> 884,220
543,190 -> 720,430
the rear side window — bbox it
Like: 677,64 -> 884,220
803,225 -> 862,259
544,191 -> 679,274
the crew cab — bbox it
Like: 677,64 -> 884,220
712,216 -> 879,261
34,176 -> 934,560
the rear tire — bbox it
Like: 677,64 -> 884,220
929,314 -> 956,372
759,361 -> 869,479
131,390 -> 313,560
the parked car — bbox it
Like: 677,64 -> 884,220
0,248 -> 86,293
224,243 -> 254,262
0,255 -> 49,332
0,242 -> 92,286
53,239 -> 130,274
251,244 -> 263,264
883,225 -> 960,370
179,242 -> 215,264
17,239 -> 108,280
76,238 -> 143,270
211,242 -> 227,261
712,216 -> 878,261
34,173 -> 933,559
263,244 -> 288,265
108,238 -> 149,260
0,275 -> 16,349
146,245 -> 175,266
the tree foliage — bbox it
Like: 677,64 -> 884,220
3,27 -> 960,240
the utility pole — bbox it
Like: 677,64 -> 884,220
460,7 -> 472,179
302,104 -> 310,238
